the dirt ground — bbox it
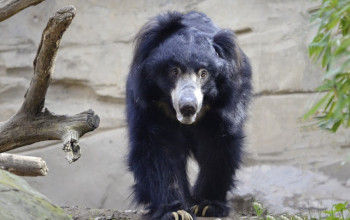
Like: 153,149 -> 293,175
62,206 -> 255,220
63,207 -> 144,220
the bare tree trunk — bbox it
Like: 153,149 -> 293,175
0,3 -> 100,174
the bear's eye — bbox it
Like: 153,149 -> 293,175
199,69 -> 208,79
170,68 -> 180,77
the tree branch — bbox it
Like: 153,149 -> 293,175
0,0 -> 46,22
0,109 -> 99,152
19,5 -> 76,115
0,5 -> 100,164
0,153 -> 48,176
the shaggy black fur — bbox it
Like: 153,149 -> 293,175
126,11 -> 252,220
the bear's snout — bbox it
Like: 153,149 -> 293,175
179,87 -> 198,117
179,99 -> 197,117
171,77 -> 203,124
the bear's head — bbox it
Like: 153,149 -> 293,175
130,11 -> 247,125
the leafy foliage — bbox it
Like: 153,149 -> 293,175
253,201 -> 350,220
253,201 -> 264,218
305,0 -> 350,132
323,202 -> 350,220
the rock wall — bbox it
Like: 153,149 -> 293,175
1,0 -> 349,213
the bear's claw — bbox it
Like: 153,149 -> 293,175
191,205 -> 199,215
191,205 -> 209,216
172,210 -> 193,220
191,201 -> 229,217
202,205 -> 209,216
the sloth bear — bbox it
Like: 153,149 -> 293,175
126,11 -> 252,220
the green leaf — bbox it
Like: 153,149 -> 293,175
341,17 -> 350,35
334,202 -> 347,212
304,93 -> 332,119
324,210 -> 334,215
324,94 -> 335,110
253,202 -> 264,217
326,15 -> 340,30
307,0 -> 350,132
331,119 -> 342,132
317,79 -> 334,91
322,46 -> 332,68
334,37 -> 350,56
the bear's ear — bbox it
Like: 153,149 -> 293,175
132,11 -> 184,65
213,29 -> 243,72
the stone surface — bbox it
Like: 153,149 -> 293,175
0,0 -> 349,215
233,165 -> 350,216
246,94 -> 350,159
0,0 -> 325,101
0,169 -> 71,220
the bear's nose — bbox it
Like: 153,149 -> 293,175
179,101 -> 197,116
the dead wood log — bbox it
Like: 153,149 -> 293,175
0,153 -> 48,176
0,0 -> 46,22
0,5 -> 100,167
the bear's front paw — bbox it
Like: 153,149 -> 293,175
191,201 -> 229,217
171,210 -> 193,220
160,210 -> 194,220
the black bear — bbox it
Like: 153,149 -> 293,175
126,11 -> 252,220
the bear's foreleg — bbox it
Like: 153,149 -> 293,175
128,138 -> 194,220
191,134 -> 243,217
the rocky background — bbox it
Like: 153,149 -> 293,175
1,0 -> 350,216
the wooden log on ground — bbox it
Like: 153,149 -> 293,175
0,153 -> 48,176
